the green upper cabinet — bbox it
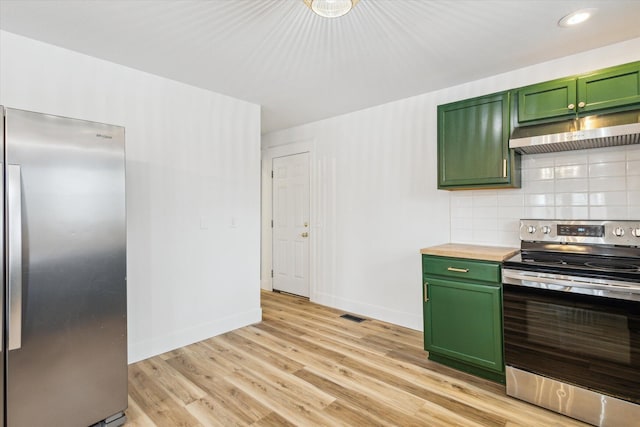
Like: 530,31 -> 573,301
517,77 -> 577,122
578,62 -> 640,113
517,61 -> 640,123
437,91 -> 520,190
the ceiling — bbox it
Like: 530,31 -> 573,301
1,1 -> 640,134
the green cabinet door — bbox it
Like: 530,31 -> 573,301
423,277 -> 504,379
577,62 -> 640,113
517,77 -> 577,122
516,61 -> 640,123
437,92 -> 519,189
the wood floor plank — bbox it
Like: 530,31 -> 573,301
293,367 -> 425,426
184,392 -> 280,427
260,314 -> 390,358
165,352 -> 272,425
336,355 -> 509,426
257,335 -> 435,418
126,290 -> 588,427
225,368 -> 340,426
217,331 -> 304,374
262,301 -> 582,427
322,400 -> 390,427
253,321 -> 351,367
262,315 -> 506,424
410,403 -> 488,427
262,301 -> 366,336
137,358 -> 207,406
184,396 -> 235,427
249,411 -> 297,427
126,395 -> 158,427
264,293 -> 424,348
385,347 -> 506,395
201,336 -> 337,412
128,364 -> 202,427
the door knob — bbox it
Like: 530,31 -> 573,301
301,232 -> 309,238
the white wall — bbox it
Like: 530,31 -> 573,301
262,37 -> 640,332
262,96 -> 451,331
0,31 -> 262,363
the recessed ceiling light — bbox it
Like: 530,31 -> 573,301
558,9 -> 596,27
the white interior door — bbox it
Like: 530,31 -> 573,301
272,152 -> 310,297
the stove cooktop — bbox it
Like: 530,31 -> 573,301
504,250 -> 640,282
505,220 -> 640,282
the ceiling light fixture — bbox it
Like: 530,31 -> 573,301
303,0 -> 360,18
558,9 -> 596,27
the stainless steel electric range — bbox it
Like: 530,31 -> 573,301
502,219 -> 640,427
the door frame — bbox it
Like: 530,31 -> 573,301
261,139 -> 314,296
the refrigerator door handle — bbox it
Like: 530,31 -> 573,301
0,163 -> 3,353
8,164 -> 23,351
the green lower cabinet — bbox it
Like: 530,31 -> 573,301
422,256 -> 505,383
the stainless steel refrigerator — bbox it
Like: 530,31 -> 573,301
1,107 -> 128,426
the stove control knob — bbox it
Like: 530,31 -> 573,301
541,226 -> 551,234
613,227 -> 625,237
526,225 -> 536,234
632,228 -> 640,238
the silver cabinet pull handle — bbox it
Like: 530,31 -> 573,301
568,103 -> 575,110
447,267 -> 469,273
8,164 -> 23,351
424,282 -> 429,302
578,101 -> 586,108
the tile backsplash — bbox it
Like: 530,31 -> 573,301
450,145 -> 640,247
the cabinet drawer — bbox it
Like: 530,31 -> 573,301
422,255 -> 500,283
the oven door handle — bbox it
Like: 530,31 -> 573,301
503,271 -> 585,292
502,269 -> 640,301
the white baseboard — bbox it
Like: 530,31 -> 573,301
260,278 -> 273,291
312,291 -> 422,331
128,307 -> 263,363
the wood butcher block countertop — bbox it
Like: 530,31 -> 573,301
420,243 -> 519,262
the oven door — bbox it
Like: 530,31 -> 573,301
502,268 -> 640,404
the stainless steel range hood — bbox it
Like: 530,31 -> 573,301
509,110 -> 640,154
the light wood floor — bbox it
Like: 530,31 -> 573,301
126,290 -> 587,426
